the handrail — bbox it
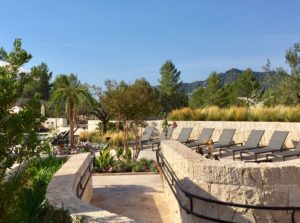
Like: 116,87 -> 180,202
156,151 -> 300,223
76,159 -> 93,199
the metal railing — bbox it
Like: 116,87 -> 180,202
156,151 -> 300,223
76,159 -> 93,199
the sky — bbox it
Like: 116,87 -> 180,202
0,0 -> 299,87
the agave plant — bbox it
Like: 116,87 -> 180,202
95,145 -> 115,172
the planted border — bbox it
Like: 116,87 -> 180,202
169,106 -> 300,122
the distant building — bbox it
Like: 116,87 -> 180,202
10,106 -> 23,113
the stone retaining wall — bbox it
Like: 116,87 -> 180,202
147,121 -> 300,148
46,153 -> 136,222
160,140 -> 300,223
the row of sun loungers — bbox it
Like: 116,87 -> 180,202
136,125 -> 299,162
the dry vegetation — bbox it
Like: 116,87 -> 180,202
169,106 -> 300,122
79,130 -> 134,146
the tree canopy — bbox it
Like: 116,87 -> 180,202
48,74 -> 93,146
0,39 -> 44,181
158,60 -> 187,112
22,63 -> 53,100
101,78 -> 159,159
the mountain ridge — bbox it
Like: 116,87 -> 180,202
182,68 -> 275,95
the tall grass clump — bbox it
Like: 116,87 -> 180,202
169,107 -> 194,121
169,106 -> 300,122
223,106 -> 248,121
103,131 -> 134,147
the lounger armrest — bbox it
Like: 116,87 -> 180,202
231,142 -> 243,146
219,143 -> 241,148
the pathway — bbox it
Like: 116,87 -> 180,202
91,174 -> 171,223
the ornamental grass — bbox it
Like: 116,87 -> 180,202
169,106 -> 300,122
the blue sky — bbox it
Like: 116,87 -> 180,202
0,0 -> 299,86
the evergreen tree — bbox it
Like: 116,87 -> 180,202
22,63 -> 52,100
0,47 -> 7,61
0,39 -> 44,181
158,60 -> 187,112
262,43 -> 300,105
202,72 -> 228,107
189,87 -> 205,108
230,68 -> 260,105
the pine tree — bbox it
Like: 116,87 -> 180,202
158,60 -> 187,112
230,68 -> 260,105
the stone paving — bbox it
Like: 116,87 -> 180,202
91,174 -> 171,223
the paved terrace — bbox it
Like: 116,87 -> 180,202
91,174 -> 171,223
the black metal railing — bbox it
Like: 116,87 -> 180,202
156,151 -> 300,223
76,159 -> 93,199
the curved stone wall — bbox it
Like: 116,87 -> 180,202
46,153 -> 136,222
160,140 -> 300,223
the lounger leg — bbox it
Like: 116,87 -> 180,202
240,152 -> 243,161
255,154 -> 257,162
219,148 -> 222,158
232,151 -> 235,160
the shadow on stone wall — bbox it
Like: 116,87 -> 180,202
172,177 -> 294,223
176,177 -> 250,223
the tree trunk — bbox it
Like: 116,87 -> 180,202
69,104 -> 75,147
102,120 -> 107,135
124,120 -> 130,161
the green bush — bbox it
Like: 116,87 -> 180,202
0,156 -> 66,222
94,145 -> 115,172
169,106 -> 300,122
132,162 -> 145,172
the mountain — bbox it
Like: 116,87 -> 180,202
182,68 -> 275,95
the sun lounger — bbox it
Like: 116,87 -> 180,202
226,130 -> 265,160
240,131 -> 289,162
266,141 -> 300,161
210,129 -> 236,157
128,125 -> 155,146
144,126 -> 174,150
177,127 -> 193,143
185,128 -> 215,148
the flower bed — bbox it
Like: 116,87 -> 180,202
94,145 -> 159,173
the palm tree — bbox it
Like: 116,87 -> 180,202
49,74 -> 93,147
90,106 -> 111,135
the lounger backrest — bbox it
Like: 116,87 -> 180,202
267,131 -> 289,150
295,141 -> 300,151
218,129 -> 236,145
197,128 -> 215,144
160,127 -> 174,140
177,128 -> 193,143
141,126 -> 155,141
244,130 -> 265,147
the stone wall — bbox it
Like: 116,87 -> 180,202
147,121 -> 300,148
160,140 -> 300,223
46,153 -> 136,222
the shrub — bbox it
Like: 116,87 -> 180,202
79,131 -> 101,143
102,131 -> 134,147
0,157 -> 66,222
132,162 -> 145,172
94,145 -> 115,172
